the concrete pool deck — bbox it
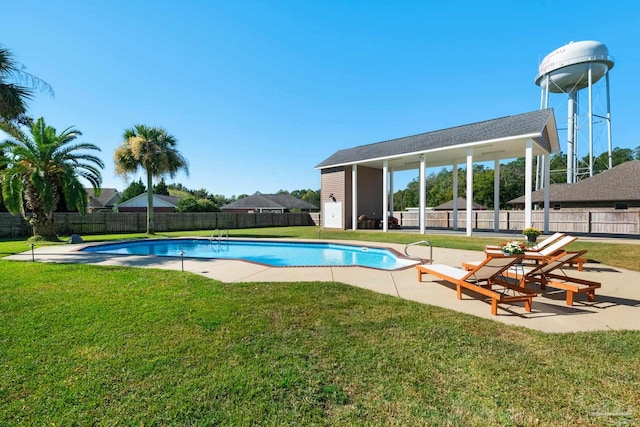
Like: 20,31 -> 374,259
5,238 -> 640,333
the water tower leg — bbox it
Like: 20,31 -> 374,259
567,88 -> 578,183
536,77 -> 550,191
588,63 -> 594,177
606,71 -> 613,169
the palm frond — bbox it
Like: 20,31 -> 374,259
0,45 -> 54,96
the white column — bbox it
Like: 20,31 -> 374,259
525,140 -> 533,229
466,149 -> 473,237
389,168 -> 394,219
452,163 -> 458,230
419,155 -> 426,234
494,158 -> 500,232
543,153 -> 550,234
382,160 -> 388,232
351,164 -> 358,231
535,155 -> 540,191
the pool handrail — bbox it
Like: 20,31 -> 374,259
210,228 -> 229,242
405,240 -> 432,264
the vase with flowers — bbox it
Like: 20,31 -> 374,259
500,241 -> 526,255
522,227 -> 541,243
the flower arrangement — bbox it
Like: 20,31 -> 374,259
500,241 -> 526,255
522,227 -> 541,238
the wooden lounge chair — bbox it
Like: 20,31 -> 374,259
506,250 -> 600,306
417,254 -> 537,315
485,232 -> 565,252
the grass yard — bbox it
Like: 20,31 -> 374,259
1,228 -> 639,425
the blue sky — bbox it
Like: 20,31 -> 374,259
4,0 -> 639,197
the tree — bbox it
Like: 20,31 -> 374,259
167,182 -> 188,192
120,178 -> 146,203
210,193 -> 234,207
176,197 -> 219,212
394,178 -> 419,211
153,177 -> 169,195
0,117 -> 103,240
290,188 -> 320,208
0,45 -> 53,133
114,125 -> 188,234
301,189 -> 320,207
592,147 -> 634,172
549,153 -> 568,184
472,165 -> 496,209
499,158 -> 527,209
191,188 -> 209,199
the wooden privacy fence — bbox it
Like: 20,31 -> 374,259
2,210 -> 639,238
396,210 -> 640,235
0,212 -> 317,238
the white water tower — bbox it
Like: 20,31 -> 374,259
535,40 -> 614,183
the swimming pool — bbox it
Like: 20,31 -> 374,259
81,239 -> 419,270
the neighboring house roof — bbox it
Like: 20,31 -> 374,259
435,197 -> 488,210
316,109 -> 559,171
86,188 -> 121,209
221,194 -> 318,211
117,192 -> 179,208
508,160 -> 640,204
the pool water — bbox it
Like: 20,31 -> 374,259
81,239 -> 418,270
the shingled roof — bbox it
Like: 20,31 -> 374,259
117,192 -> 179,208
221,194 -> 318,211
434,197 -> 488,210
85,188 -> 121,210
508,160 -> 640,205
316,109 -> 559,171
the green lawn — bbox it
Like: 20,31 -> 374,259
1,228 -> 639,425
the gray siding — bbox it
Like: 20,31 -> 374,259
356,166 -> 383,220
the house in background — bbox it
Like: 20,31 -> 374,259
508,160 -> 640,210
221,193 -> 318,213
116,192 -> 180,213
434,197 -> 488,211
86,188 -> 121,212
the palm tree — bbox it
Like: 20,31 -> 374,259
114,125 -> 188,234
0,45 -> 53,134
0,117 -> 103,240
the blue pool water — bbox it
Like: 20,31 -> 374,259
81,239 -> 418,270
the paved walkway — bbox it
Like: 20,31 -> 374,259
6,238 -> 640,333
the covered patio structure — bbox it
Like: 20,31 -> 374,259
315,109 -> 560,235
